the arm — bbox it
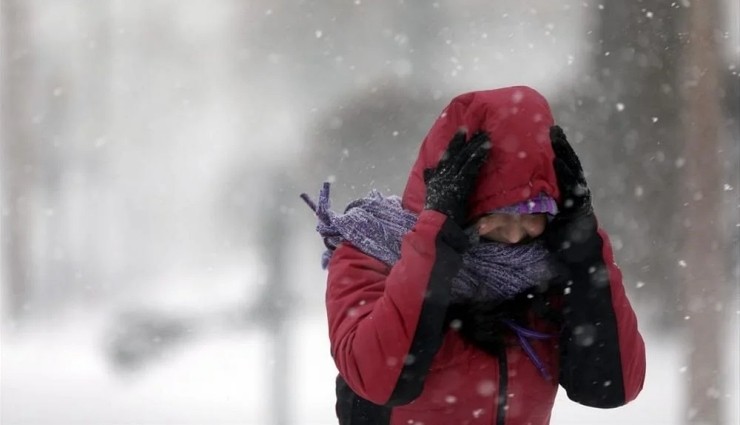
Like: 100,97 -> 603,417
556,222 -> 646,407
324,129 -> 489,406
546,125 -> 645,407
326,210 -> 468,405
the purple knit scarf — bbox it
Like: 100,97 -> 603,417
301,183 -> 556,304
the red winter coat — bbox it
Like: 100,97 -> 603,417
325,87 -> 646,425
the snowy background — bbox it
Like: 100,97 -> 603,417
1,1 -> 739,424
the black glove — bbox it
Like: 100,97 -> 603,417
547,127 -> 627,408
423,130 -> 491,227
545,125 -> 600,264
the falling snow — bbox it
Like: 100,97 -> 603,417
2,2 -> 738,425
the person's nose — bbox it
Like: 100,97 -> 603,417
503,225 -> 526,244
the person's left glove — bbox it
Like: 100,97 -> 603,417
423,130 -> 491,228
545,125 -> 600,264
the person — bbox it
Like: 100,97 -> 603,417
301,86 -> 645,425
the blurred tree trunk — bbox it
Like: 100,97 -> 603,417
259,172 -> 292,425
680,1 -> 725,424
68,1 -> 113,304
1,0 -> 35,321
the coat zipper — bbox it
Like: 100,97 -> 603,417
496,348 -> 508,425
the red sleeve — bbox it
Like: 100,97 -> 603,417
599,228 -> 646,402
325,210 -> 468,405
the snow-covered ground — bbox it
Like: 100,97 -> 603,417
2,311 -> 738,425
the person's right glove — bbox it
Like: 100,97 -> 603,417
423,130 -> 491,228
545,125 -> 601,264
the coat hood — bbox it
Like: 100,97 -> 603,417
401,86 -> 561,221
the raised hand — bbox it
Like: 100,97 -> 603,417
546,125 -> 599,263
423,130 -> 491,227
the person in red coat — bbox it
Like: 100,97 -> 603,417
302,86 -> 645,425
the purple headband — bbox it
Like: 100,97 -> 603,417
490,192 -> 559,216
